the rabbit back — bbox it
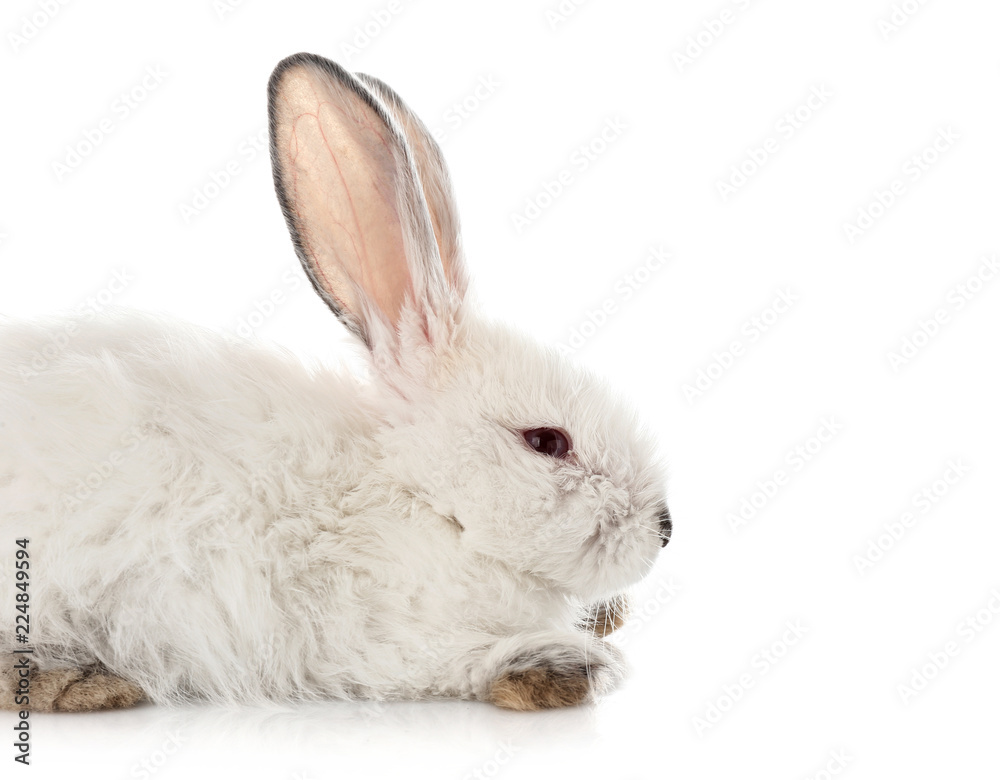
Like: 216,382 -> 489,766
0,311 -> 385,702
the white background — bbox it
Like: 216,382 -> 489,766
2,0 -> 999,778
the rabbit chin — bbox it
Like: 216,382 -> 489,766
557,561 -> 657,605
563,530 -> 662,603
478,513 -> 663,604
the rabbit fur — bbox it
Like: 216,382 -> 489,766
0,53 -> 670,711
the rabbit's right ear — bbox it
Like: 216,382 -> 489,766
267,53 -> 461,352
356,72 -> 469,302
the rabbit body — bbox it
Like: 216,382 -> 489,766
0,313 -> 617,705
0,53 -> 669,711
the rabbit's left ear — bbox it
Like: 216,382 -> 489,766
267,53 -> 465,352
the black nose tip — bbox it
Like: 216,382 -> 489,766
657,505 -> 672,547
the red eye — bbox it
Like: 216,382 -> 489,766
522,427 -> 572,459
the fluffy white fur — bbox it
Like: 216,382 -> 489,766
0,53 -> 667,707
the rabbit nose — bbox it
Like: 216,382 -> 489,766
657,505 -> 672,547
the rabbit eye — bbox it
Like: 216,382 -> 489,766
522,427 -> 572,459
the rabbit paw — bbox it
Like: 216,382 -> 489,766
579,594 -> 631,637
1,656 -> 145,712
488,640 -> 624,711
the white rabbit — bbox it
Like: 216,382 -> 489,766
0,53 -> 671,712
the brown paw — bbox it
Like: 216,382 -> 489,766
579,594 -> 631,637
1,656 -> 145,713
490,662 -> 592,711
44,669 -> 145,712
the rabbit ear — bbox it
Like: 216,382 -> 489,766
267,53 -> 455,350
356,73 -> 469,300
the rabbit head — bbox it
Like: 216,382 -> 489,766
268,53 -> 670,603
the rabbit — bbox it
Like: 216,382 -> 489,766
0,52 -> 671,712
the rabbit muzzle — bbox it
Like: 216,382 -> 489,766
657,505 -> 672,547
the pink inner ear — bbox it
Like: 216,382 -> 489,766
279,67 -> 416,331
359,74 -> 469,302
